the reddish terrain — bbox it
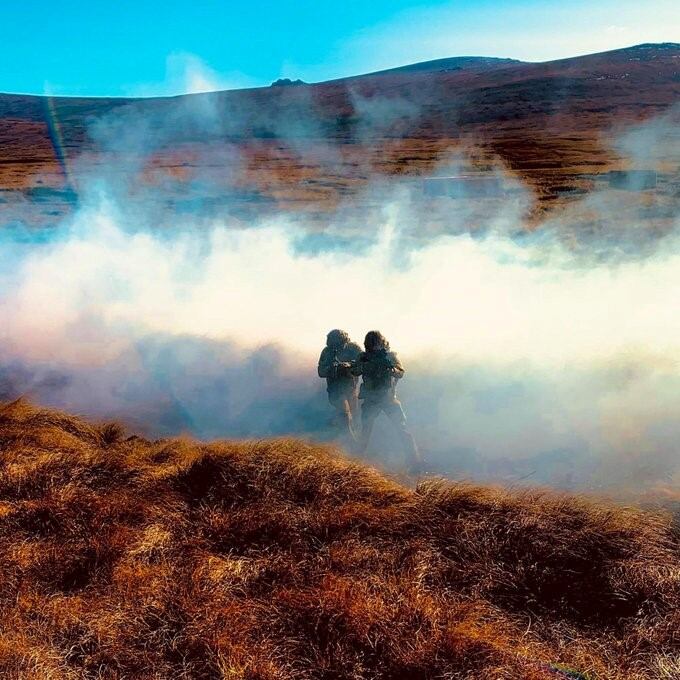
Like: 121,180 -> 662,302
0,43 -> 679,227
1,399 -> 678,679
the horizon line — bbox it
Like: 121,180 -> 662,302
1,41 -> 678,101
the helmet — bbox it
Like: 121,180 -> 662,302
326,329 -> 350,348
364,330 -> 389,352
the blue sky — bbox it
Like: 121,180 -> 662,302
2,0 -> 678,97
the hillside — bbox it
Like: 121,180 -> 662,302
0,399 -> 678,679
351,55 -> 524,78
0,43 -> 679,227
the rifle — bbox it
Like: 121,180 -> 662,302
330,355 -> 352,379
374,348 -> 396,371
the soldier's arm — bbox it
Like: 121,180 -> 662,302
318,348 -> 333,378
388,352 -> 405,379
350,351 -> 366,376
348,342 -> 362,359
346,342 -> 362,374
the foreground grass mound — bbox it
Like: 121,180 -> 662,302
0,400 -> 678,679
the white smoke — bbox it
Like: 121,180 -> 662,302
1,183 -> 679,485
1,101 -> 679,489
4,195 -> 679,364
125,52 -> 259,97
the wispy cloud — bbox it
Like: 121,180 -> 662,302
124,52 -> 261,97
293,0 -> 680,81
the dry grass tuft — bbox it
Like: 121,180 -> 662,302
0,398 -> 678,679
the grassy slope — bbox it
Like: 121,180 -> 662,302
0,399 -> 678,679
1,44 -> 678,227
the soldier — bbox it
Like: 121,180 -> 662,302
352,330 -> 423,472
317,329 -> 362,440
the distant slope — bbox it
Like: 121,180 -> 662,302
349,55 -> 524,78
0,399 -> 678,678
3,43 -> 676,138
0,43 -> 679,225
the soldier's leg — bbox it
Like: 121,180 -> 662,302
330,393 -> 355,440
341,397 -> 357,441
327,393 -> 339,427
383,399 -> 423,470
348,392 -> 359,423
347,393 -> 360,442
356,400 -> 379,455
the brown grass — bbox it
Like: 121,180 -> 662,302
0,398 -> 678,679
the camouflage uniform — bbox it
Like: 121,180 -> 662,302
351,335 -> 422,470
317,330 -> 362,439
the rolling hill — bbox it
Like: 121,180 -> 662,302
0,43 -> 679,227
0,399 -> 678,678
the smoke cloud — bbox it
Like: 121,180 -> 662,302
125,52 -> 259,97
1,97 -> 679,491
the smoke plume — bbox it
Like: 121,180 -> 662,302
1,97 -> 679,491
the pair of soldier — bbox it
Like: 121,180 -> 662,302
318,329 -> 423,472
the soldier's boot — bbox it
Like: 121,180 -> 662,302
343,406 -> 357,443
332,403 -> 356,443
355,401 -> 381,456
399,430 -> 425,474
354,416 -> 376,456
